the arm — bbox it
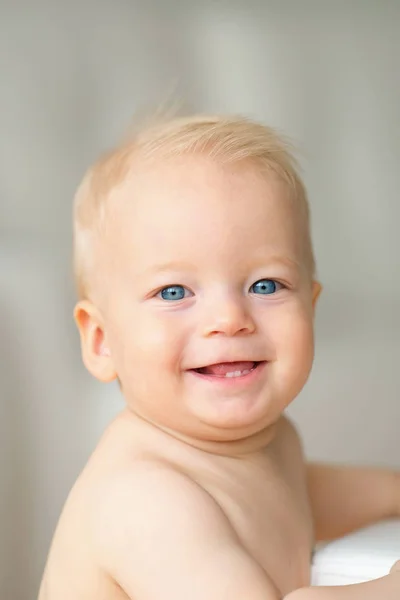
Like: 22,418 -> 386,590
286,569 -> 400,600
92,461 -> 280,600
306,462 -> 400,541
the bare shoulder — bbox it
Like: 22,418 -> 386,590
90,458 -> 278,600
90,458 -> 224,554
94,456 -> 210,508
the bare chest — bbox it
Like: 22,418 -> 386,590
198,455 -> 313,594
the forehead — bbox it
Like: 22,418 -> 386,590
108,156 -> 304,270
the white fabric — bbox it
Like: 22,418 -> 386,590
311,519 -> 400,586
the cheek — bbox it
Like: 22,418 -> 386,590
118,310 -> 188,374
269,303 -> 315,366
117,311 -> 190,417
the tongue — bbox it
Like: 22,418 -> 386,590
200,361 -> 255,376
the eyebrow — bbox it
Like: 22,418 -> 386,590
138,261 -> 197,277
259,255 -> 301,270
234,252 -> 300,274
139,256 -> 301,278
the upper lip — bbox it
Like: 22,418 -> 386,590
187,359 -> 264,371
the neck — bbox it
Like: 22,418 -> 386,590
165,423 -> 280,457
124,408 -> 281,457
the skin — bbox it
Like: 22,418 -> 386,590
38,156 -> 400,599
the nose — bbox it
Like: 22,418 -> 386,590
200,294 -> 256,338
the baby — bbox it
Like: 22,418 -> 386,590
38,114 -> 400,599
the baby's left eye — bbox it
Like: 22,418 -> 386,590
249,279 -> 282,295
157,285 -> 191,301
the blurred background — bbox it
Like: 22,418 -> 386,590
1,0 -> 399,597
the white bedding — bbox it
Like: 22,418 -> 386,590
311,519 -> 400,586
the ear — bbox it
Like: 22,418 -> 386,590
74,300 -> 117,383
312,281 -> 322,311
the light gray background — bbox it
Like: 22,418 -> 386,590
1,1 -> 399,598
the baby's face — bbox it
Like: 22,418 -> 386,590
97,156 -> 319,441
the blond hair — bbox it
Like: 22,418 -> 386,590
73,114 -> 315,298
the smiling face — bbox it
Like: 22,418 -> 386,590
78,155 -> 320,442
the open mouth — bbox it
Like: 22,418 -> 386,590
191,361 -> 263,379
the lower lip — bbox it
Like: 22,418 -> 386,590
187,361 -> 267,387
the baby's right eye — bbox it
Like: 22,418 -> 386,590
157,285 -> 192,301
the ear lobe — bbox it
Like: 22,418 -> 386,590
74,300 -> 117,383
312,281 -> 322,310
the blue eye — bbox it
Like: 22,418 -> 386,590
159,285 -> 188,301
250,279 -> 280,295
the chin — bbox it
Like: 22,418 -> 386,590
190,391 -> 279,436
